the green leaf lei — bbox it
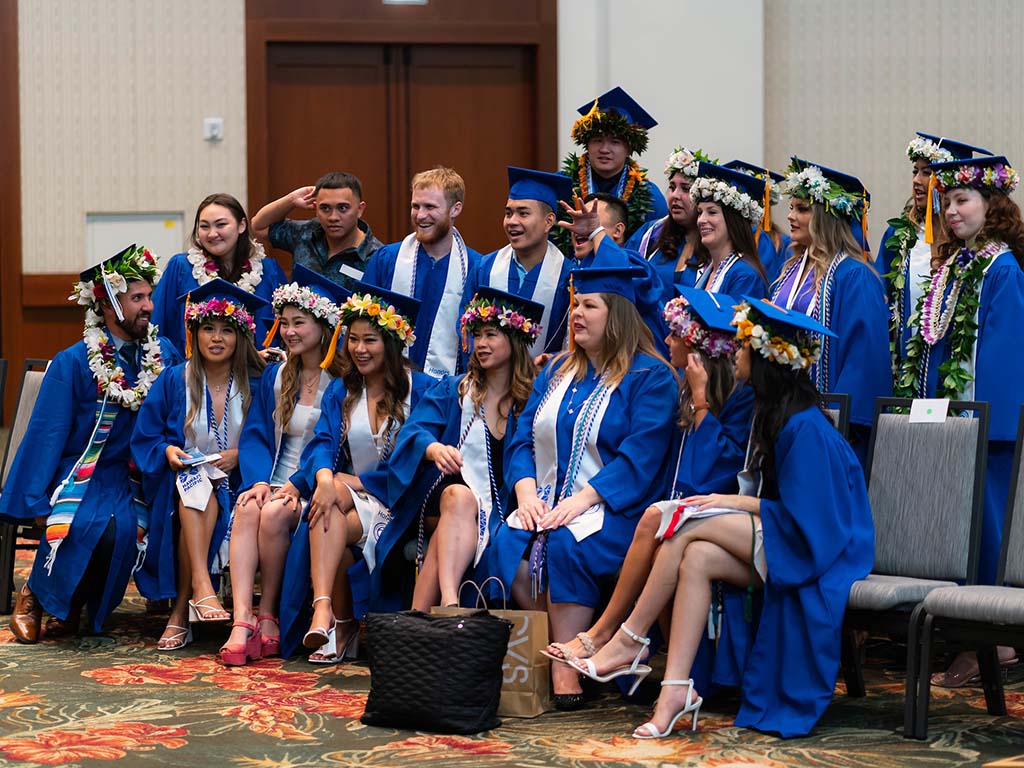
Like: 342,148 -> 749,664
894,242 -> 1000,400
880,213 -> 918,372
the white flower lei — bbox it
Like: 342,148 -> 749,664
186,239 -> 266,293
906,137 -> 955,164
271,283 -> 342,327
690,176 -> 765,223
82,308 -> 164,410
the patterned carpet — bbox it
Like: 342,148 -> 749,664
0,547 -> 1023,767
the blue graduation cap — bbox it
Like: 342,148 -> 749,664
472,285 -> 545,326
291,263 -> 352,308
674,287 -> 738,335
507,167 -> 575,213
350,281 -> 421,327
723,160 -> 785,184
693,162 -> 767,204
80,243 -> 135,282
914,133 -> 993,161
178,278 -> 269,316
576,86 -> 657,130
789,157 -> 871,206
571,264 -> 645,303
740,296 -> 837,339
179,278 -> 269,353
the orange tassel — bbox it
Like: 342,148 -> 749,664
762,181 -> 772,232
567,275 -> 576,353
925,174 -> 937,244
319,320 -> 343,370
184,291 -> 192,359
262,317 -> 280,349
860,185 -> 870,260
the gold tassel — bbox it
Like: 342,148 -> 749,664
262,317 -> 280,349
319,320 -> 343,370
184,291 -> 192,359
925,174 -> 938,244
571,98 -> 601,141
762,182 -> 772,231
860,185 -> 870,259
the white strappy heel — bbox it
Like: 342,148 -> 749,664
302,596 -> 334,649
633,678 -> 703,739
570,624 -> 652,696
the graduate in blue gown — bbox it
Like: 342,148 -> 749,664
362,168 -> 481,379
684,162 -> 769,299
492,206 -> 678,709
556,87 -> 668,254
275,285 -> 433,661
390,288 -> 544,611
219,266 -> 349,666
150,194 -> 285,359
2,247 -> 177,641
627,146 -> 712,308
132,280 -> 267,650
548,288 -> 753,699
464,168 -> 575,359
877,134 -> 993,373
895,156 -> 1024,636
722,160 -> 793,284
772,157 -> 891,465
605,299 -> 871,739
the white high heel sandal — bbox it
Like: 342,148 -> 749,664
302,596 -> 334,649
632,679 -> 703,739
570,623 -> 653,696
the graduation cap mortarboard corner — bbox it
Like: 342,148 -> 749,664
673,287 -> 739,335
348,281 -> 422,327
178,278 -> 269,315
471,286 -> 545,327
575,86 -> 657,130
740,296 -> 836,339
570,264 -> 645,304
722,160 -> 785,184
75,244 -> 161,320
691,161 -> 768,225
290,263 -> 352,309
572,86 -> 657,155
507,167 -> 575,214
733,296 -> 835,371
912,133 -> 993,162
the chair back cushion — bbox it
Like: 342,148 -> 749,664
2,370 -> 47,489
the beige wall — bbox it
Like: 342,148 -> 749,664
765,0 -> 1024,247
19,0 -> 247,273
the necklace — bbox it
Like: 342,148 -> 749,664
565,367 -> 602,415
301,372 -> 319,393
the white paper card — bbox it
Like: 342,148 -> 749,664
909,398 -> 950,423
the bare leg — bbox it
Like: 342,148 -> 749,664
636,540 -> 756,736
511,558 -> 544,611
412,486 -> 479,610
582,514 -> 758,677
178,494 -> 227,618
549,598 -> 594,696
159,525 -> 194,647
253,498 -> 300,642
307,481 -> 359,635
225,497 -> 260,646
310,549 -> 359,662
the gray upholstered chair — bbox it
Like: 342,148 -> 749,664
840,398 -> 988,719
821,392 -> 851,438
905,405 -> 1024,739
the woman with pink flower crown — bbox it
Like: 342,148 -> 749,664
132,280 -> 267,650
151,193 -> 286,359
893,153 -> 1024,687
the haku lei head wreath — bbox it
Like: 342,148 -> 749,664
924,154 -> 1018,244
71,244 -> 162,318
731,300 -> 824,371
663,296 -> 736,359
907,137 -> 955,165
689,162 -> 766,224
460,293 -> 543,352
185,297 -> 257,337
571,86 -> 656,155
340,292 -> 417,347
781,157 -> 870,221
664,146 -> 716,180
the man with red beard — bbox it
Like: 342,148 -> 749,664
2,245 -> 181,642
363,167 -> 482,378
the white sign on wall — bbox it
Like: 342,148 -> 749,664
85,212 -> 186,270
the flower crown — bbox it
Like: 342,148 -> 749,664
572,100 -> 648,155
340,292 -> 416,347
664,147 -> 715,180
731,302 -> 822,371
662,297 -> 736,359
185,298 -> 256,337
933,161 -> 1019,194
781,162 -> 868,220
689,176 -> 765,223
271,283 -> 342,327
906,137 -> 955,165
70,245 -> 162,308
731,166 -> 782,205
460,297 -> 542,349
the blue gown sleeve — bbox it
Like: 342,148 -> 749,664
150,255 -> 188,357
587,361 -> 678,513
362,243 -> 398,288
758,412 -> 874,589
238,362 -> 281,490
723,262 -> 768,300
131,365 -> 184,494
677,385 -> 754,496
289,379 -> 347,498
876,224 -> 898,286
976,256 -> 1024,440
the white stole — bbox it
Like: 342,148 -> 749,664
269,365 -> 330,478
456,395 -> 497,566
488,242 -> 564,356
506,370 -> 617,541
695,254 -> 740,291
392,230 -> 469,378
184,367 -> 244,455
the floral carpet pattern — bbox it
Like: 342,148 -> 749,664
0,549 -> 1023,767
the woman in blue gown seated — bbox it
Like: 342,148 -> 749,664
545,287 -> 753,668
386,287 -> 543,610
772,158 -> 891,465
150,193 -> 285,359
582,298 -> 873,739
219,266 -> 348,666
491,201 -> 678,710
892,154 -> 1024,687
684,162 -> 769,298
132,280 -> 267,650
277,284 -> 432,663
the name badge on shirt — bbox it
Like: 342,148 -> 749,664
909,398 -> 950,424
338,264 -> 364,281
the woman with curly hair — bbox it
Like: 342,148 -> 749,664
381,287 -> 543,611
893,154 -> 1024,686
151,193 -> 287,358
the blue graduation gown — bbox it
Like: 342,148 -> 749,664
757,229 -> 792,285
490,353 -> 677,607
0,338 -> 180,630
692,257 -> 767,301
363,240 -> 483,375
149,253 -> 286,358
626,218 -> 684,311
277,371 -> 434,657
237,361 -> 285,491
731,406 -> 874,738
916,250 -> 1024,583
130,363 -> 259,599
